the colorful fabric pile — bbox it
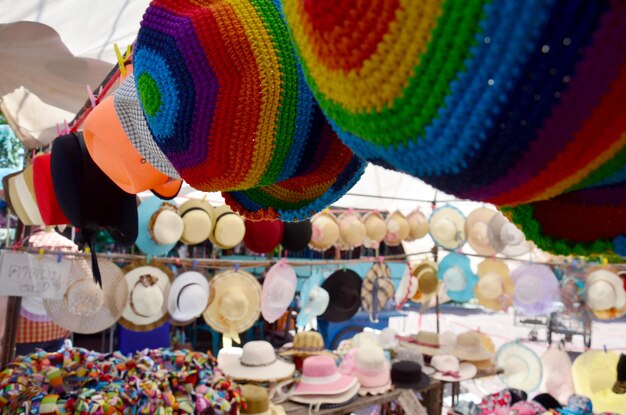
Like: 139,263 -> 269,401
282,0 -> 626,254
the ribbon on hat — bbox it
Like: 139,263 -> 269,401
440,370 -> 461,379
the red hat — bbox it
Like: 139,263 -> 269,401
244,220 -> 284,254
33,153 -> 69,225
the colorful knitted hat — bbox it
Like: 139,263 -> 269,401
283,0 -> 626,251
132,0 -> 365,221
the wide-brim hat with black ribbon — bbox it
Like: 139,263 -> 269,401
51,132 -> 138,286
178,198 -> 215,245
320,269 -> 363,322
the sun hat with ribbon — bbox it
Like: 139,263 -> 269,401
178,198 -> 214,246
558,395 -> 593,415
475,259 -> 514,312
452,331 -> 495,362
281,220 -> 312,252
32,154 -> 69,226
406,331 -> 441,357
361,262 -> 395,321
221,340 -> 295,382
585,267 -> 626,312
429,205 -> 466,249
384,211 -> 410,247
438,253 -> 478,303
511,264 -> 559,316
209,205 -> 246,250
613,354 -> 626,394
406,209 -> 430,241
296,271 -> 329,330
309,211 -> 340,251
346,345 -> 392,396
496,341 -> 542,392
411,260 -> 440,306
261,259 -> 297,324
240,384 -> 285,415
487,213 -> 531,258
132,0 -> 365,221
118,261 -> 173,332
44,258 -> 128,334
362,212 -> 387,248
508,401 -> 546,415
135,196 -> 184,257
541,346 -> 574,405
83,90 -> 182,200
395,265 -> 418,309
337,211 -> 366,248
430,355 -> 477,382
572,350 -> 626,413
391,360 -> 431,389
203,269 -> 261,344
320,269 -> 363,322
244,219 -> 284,254
167,270 -> 209,323
5,167 -> 43,226
293,355 -> 357,396
465,207 -> 498,256
279,331 -> 334,359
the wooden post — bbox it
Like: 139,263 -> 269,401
1,296 -> 21,366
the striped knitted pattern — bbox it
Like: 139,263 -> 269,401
283,0 -> 626,252
133,0 -> 365,221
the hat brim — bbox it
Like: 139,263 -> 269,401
151,179 -> 183,200
398,340 -> 441,357
392,375 -> 431,390
439,254 -> 478,304
496,342 -> 542,392
358,380 -> 393,396
452,348 -> 495,362
135,197 -> 180,256
465,207 -> 497,256
221,358 -> 295,382
295,373 -> 357,396
429,205 -> 466,249
431,362 -> 477,382
320,269 -> 363,322
289,381 -> 360,406
279,349 -> 337,358
167,271 -> 209,322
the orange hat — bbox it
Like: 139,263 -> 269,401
83,95 -> 182,199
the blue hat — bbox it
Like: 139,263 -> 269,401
438,253 -> 477,303
558,395 -> 593,415
135,196 -> 184,256
297,270 -> 329,329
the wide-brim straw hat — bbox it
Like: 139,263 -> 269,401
167,270 -> 210,323
44,258 -> 128,334
452,331 -> 495,362
361,262 -> 395,319
261,260 -> 297,324
338,212 -> 366,248
438,253 -> 478,303
465,207 -> 498,256
309,211 -> 340,251
475,258 -> 514,311
384,211 -> 410,246
406,209 -> 430,241
178,199 -> 215,245
512,264 -> 559,316
135,196 -> 184,256
209,205 -> 246,249
118,261 -> 173,332
429,205 -> 466,249
362,212 -> 387,246
496,341 -> 543,392
585,267 -> 626,312
203,269 -> 261,338
487,212 -> 530,257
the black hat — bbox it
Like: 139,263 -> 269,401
613,354 -> 626,394
51,132 -> 138,284
532,393 -> 562,410
319,269 -> 362,322
281,219 -> 312,252
506,388 -> 528,405
391,360 -> 431,389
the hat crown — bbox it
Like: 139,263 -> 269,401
500,222 -> 524,245
364,213 -> 387,242
456,332 -> 483,352
302,355 -> 339,378
177,284 -> 207,315
355,345 -> 386,372
132,275 -> 164,316
67,279 -> 104,318
469,221 -> 489,245
293,331 -> 325,351
150,204 -> 184,245
240,384 -> 270,414
516,275 -> 542,304
416,331 -> 439,347
434,217 -> 457,240
477,273 -> 504,299
304,286 -> 330,316
587,279 -> 615,309
391,360 -> 425,384
240,341 -> 277,366
416,268 -> 438,295
220,291 -> 249,321
352,331 -> 380,348
443,266 -> 467,292
432,355 -> 460,373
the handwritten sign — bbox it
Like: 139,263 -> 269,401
0,251 -> 70,299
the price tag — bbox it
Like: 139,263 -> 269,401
0,251 -> 70,298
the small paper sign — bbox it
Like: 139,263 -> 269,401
0,251 -> 70,299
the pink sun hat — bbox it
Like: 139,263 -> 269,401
294,355 -> 358,396
261,259 -> 297,324
353,345 -> 392,395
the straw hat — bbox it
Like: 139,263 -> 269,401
353,345 -> 392,395
585,267 -> 626,312
512,264 -> 559,316
240,384 -> 285,415
487,212 -> 530,257
361,262 -> 395,320
209,205 -> 246,249
279,331 -> 334,358
452,331 -> 495,362
320,269 -> 363,322
244,219 -> 284,254
438,253 -> 478,303
203,269 -> 261,339
429,205 -> 466,249
167,271 -> 209,323
44,258 -> 128,334
496,341 -> 542,392
338,212 -> 366,248
409,331 -> 441,356
465,207 -> 497,256
296,272 -> 330,329
217,347 -> 243,369
406,209 -> 429,241
221,340 -> 295,382
32,153 -> 69,226
430,355 -> 477,382
362,212 -> 387,248
384,211 -> 410,247
118,261 -> 173,332
471,331 -> 497,371
135,196 -> 184,256
541,346 -> 574,405
281,220 -> 312,252
475,259 -> 513,311
5,167 -> 43,226
261,260 -> 297,324
411,260 -> 440,305
309,211 -> 340,251
395,265 -> 418,309
178,199 -> 214,246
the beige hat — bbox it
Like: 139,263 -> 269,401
362,212 -> 387,248
465,207 -> 498,256
240,384 -> 285,415
221,340 -> 295,382
585,267 -> 626,312
361,262 -> 395,320
44,258 -> 128,334
203,269 -> 261,341
411,260 -> 440,306
430,355 -> 477,382
487,212 -> 530,257
429,205 -> 466,249
452,331 -> 495,362
408,331 -> 441,356
384,211 -> 410,247
279,331 -> 335,358
337,212 -> 366,248
471,331 -> 497,371
179,199 -> 215,245
309,211 -> 340,251
475,259 -> 513,311
406,209 -> 430,241
7,166 -> 44,226
118,261 -> 173,332
209,205 -> 246,249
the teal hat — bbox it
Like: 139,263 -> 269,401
297,270 -> 329,329
135,196 -> 184,256
438,253 -> 478,303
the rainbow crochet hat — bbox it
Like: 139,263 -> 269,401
283,0 -> 626,252
132,0 -> 365,221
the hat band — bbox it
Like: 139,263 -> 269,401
293,346 -> 325,353
415,340 -> 440,349
437,370 -> 461,379
240,357 -> 277,367
181,206 -> 207,217
213,211 -> 236,238
300,371 -> 341,385
177,283 -> 199,310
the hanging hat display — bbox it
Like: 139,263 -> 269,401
309,211 -> 340,251
511,264 -> 559,316
296,271 -> 329,330
429,205 -> 466,249
541,346 -> 575,405
430,355 -> 477,382
411,260 -> 440,306
487,212 -> 531,258
406,209 -> 430,241
395,265 -> 418,309
475,259 -> 513,312
44,258 -> 128,334
465,207 -> 498,256
178,199 -> 214,246
32,154 -> 69,226
261,259 -> 297,324
361,262 -> 395,321
118,261 -> 173,332
167,271 -> 209,323
244,219 -> 284,254
362,212 -> 387,248
135,196 -> 184,256
320,269 -> 363,322
337,211 -> 366,248
438,253 -> 478,303
585,267 -> 626,312
384,211 -> 410,247
221,340 -> 295,382
572,350 -> 626,414
208,205 -> 246,250
496,341 -> 542,392
281,219 -> 312,252
132,0 -> 365,221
